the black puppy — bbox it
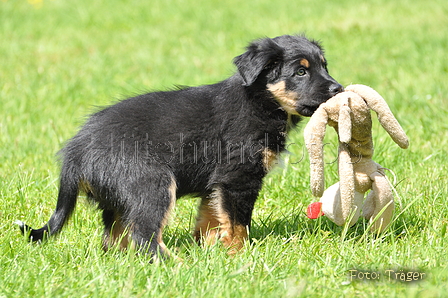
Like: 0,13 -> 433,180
17,35 -> 343,257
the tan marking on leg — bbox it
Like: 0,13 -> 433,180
262,148 -> 278,172
194,188 -> 248,254
102,215 -> 131,252
267,81 -> 300,115
221,224 -> 248,255
79,179 -> 94,195
194,205 -> 221,246
299,58 -> 310,68
194,190 -> 223,246
160,176 -> 177,230
156,176 -> 177,256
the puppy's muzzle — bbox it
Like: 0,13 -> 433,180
328,83 -> 344,97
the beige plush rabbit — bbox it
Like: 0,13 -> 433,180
305,84 -> 409,233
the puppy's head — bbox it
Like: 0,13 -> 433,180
234,35 -> 343,117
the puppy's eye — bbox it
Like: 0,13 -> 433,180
296,68 -> 307,76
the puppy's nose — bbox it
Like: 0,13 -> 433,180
329,83 -> 344,96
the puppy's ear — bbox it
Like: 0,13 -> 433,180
233,38 -> 283,86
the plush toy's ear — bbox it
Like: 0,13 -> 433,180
233,38 -> 284,86
304,105 -> 329,197
345,85 -> 409,149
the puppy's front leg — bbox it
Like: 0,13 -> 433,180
194,186 -> 256,254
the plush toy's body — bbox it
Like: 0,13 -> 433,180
305,84 -> 409,233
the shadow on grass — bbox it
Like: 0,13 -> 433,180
250,208 -> 424,243
250,210 -> 343,240
160,203 -> 425,257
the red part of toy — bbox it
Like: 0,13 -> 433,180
306,202 -> 324,219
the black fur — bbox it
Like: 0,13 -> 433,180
17,34 -> 343,258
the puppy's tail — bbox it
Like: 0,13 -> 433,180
16,168 -> 79,242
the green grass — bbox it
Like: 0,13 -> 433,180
1,0 -> 448,297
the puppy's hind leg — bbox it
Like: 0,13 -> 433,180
120,173 -> 177,260
102,209 -> 130,252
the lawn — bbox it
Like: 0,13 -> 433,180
1,0 -> 447,297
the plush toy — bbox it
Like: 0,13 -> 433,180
304,84 -> 409,233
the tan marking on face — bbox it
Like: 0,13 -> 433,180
267,81 -> 300,115
299,58 -> 310,68
194,188 -> 248,254
262,148 -> 278,172
320,55 -> 326,63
